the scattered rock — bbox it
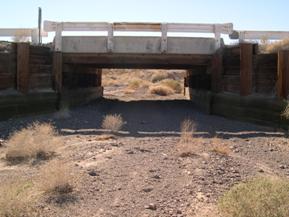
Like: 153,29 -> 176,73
279,165 -> 287,169
152,174 -> 161,179
258,168 -> 264,173
145,203 -> 157,210
143,187 -> 153,193
88,171 -> 98,176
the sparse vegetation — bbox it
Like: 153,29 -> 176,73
149,85 -> 174,96
102,114 -> 125,132
177,119 -> 201,157
38,160 -> 76,205
260,38 -> 289,53
151,71 -> 173,83
211,137 -> 231,156
38,160 -> 74,194
281,103 -> 289,119
160,79 -> 182,94
0,179 -> 37,217
5,122 -> 61,164
127,79 -> 151,90
219,176 -> 289,217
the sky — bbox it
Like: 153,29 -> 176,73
1,0 -> 289,42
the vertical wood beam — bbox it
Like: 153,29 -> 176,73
52,52 -> 62,92
277,50 -> 289,99
240,43 -> 253,96
17,43 -> 30,94
211,50 -> 223,92
97,69 -> 102,87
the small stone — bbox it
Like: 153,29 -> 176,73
145,203 -> 157,210
258,169 -> 264,173
127,150 -> 134,154
280,165 -> 287,169
152,174 -> 161,179
88,171 -> 98,176
177,209 -> 182,214
143,187 -> 153,192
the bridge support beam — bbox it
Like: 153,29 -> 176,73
240,43 -> 254,96
277,50 -> 289,99
17,43 -> 30,94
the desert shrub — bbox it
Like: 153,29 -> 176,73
151,71 -> 172,83
260,38 -> 289,53
149,85 -> 174,96
219,176 -> 289,217
281,103 -> 289,119
160,79 -> 182,94
211,137 -> 231,156
38,161 -> 74,196
5,122 -> 61,164
128,79 -> 151,90
0,179 -> 37,217
102,114 -> 125,132
177,119 -> 200,157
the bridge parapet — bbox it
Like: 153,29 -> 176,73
44,21 -> 234,53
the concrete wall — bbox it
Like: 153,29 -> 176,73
62,36 -> 217,54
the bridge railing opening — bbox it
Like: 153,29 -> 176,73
0,28 -> 48,44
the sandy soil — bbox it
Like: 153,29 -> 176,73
0,70 -> 288,217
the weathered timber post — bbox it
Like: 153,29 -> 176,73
96,69 -> 102,87
52,52 -> 62,92
277,50 -> 289,99
211,49 -> 223,92
17,43 -> 30,94
240,43 -> 254,96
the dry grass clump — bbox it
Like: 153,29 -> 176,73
38,161 -> 74,195
211,137 -> 231,156
260,38 -> 289,53
95,134 -> 116,141
149,85 -> 174,96
160,79 -> 183,94
177,119 -> 201,157
38,160 -> 77,205
151,71 -> 173,83
281,103 -> 289,120
127,79 -> 151,90
5,122 -> 61,164
102,114 -> 125,132
0,179 -> 37,217
219,176 -> 289,217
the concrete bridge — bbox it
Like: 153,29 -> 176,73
43,21 -> 234,69
1,21 -> 289,128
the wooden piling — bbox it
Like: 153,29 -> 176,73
17,43 -> 30,93
240,43 -> 253,96
277,50 -> 289,99
52,52 -> 62,92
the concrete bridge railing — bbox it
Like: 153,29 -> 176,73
44,21 -> 234,53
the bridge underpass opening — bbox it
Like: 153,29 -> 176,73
102,69 -> 189,101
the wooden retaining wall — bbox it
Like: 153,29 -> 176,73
0,42 -> 103,120
188,43 -> 289,128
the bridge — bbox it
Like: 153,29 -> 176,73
1,21 -> 289,127
43,21 -> 234,69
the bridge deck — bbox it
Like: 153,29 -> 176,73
62,53 -> 211,69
